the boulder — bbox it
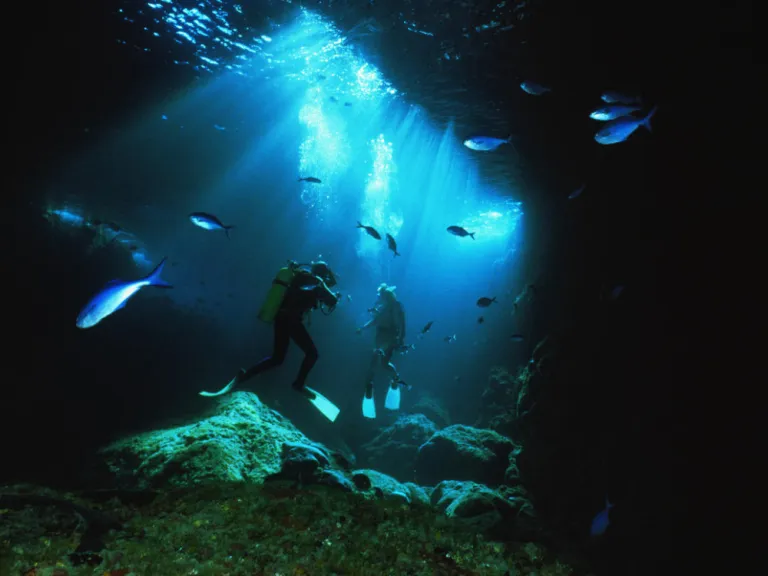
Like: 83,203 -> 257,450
415,424 -> 518,486
360,414 -> 437,482
97,392 -> 311,489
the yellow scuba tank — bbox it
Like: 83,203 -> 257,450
257,266 -> 296,323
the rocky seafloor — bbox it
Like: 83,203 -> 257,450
2,361 -> 593,576
1,482 -> 587,576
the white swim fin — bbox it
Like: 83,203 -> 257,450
303,386 -> 340,422
384,383 -> 401,410
362,390 -> 376,419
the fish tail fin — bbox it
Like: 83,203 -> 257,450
469,232 -> 475,239
298,177 -> 303,181
225,225 -> 235,239
356,221 -> 363,228
394,250 -> 400,257
147,257 -> 172,288
642,106 -> 658,132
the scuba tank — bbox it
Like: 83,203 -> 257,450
257,263 -> 298,323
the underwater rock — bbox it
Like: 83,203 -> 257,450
415,424 -> 519,487
403,482 -> 432,506
350,469 -> 419,506
409,394 -> 451,428
430,480 -> 539,538
97,392 -> 312,489
360,413 -> 438,482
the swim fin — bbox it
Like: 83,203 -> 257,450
362,390 -> 376,419
384,383 -> 401,410
303,386 -> 340,422
199,369 -> 243,397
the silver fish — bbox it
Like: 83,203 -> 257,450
76,258 -> 172,328
189,212 -> 234,238
463,136 -> 511,151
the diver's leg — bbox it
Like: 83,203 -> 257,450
381,347 -> 399,381
289,321 -> 318,390
364,350 -> 380,397
240,316 -> 290,383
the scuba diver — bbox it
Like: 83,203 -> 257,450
200,260 -> 341,422
356,283 -> 409,418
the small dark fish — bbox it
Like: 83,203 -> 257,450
510,334 -> 525,342
447,225 -> 475,239
590,498 -> 613,536
329,96 -> 339,103
443,334 -> 456,343
418,321 -> 434,338
608,285 -> 625,300
344,102 -> 352,107
477,316 -> 484,324
317,74 -> 327,80
299,176 -> 322,183
568,184 -> 586,200
385,233 -> 400,257
189,212 -> 234,239
601,91 -> 641,105
395,344 -> 415,354
520,81 -> 551,95
476,297 -> 497,307
128,245 -> 138,251
356,221 -> 381,240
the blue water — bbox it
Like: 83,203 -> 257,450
43,7 -> 526,425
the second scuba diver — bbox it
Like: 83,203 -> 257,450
200,260 -> 341,421
356,283 -> 409,418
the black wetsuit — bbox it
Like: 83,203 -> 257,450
240,272 -> 337,390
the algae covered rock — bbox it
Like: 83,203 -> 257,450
360,413 -> 438,482
97,392 -> 311,489
431,480 -> 538,538
349,469 -> 419,505
415,424 -> 519,486
409,394 -> 451,428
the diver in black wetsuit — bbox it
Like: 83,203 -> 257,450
229,261 -> 339,399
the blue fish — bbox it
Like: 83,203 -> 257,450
463,135 -> 512,152
590,497 -> 613,536
589,104 -> 642,121
594,106 -> 658,145
601,91 -> 641,105
520,81 -> 551,95
568,184 -> 586,200
76,258 -> 172,329
189,212 -> 235,238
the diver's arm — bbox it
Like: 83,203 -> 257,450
317,281 -> 339,309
